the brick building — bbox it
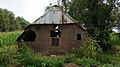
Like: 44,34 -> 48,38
17,5 -> 88,55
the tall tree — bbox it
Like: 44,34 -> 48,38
0,8 -> 30,32
68,0 -> 117,50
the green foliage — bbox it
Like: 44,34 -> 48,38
68,0 -> 117,51
0,32 -> 21,46
16,45 -> 35,66
112,45 -> 120,56
109,32 -> 120,55
64,54 -> 76,63
0,45 -> 18,67
0,8 -> 16,31
0,42 -> 120,66
70,39 -> 102,59
97,54 -> 120,63
110,32 -> 120,45
0,32 -> 120,66
0,8 -> 29,32
74,58 -> 101,67
16,16 -> 29,29
97,54 -> 114,63
16,45 -> 65,67
80,39 -> 102,59
97,54 -> 120,67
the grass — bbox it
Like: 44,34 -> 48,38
0,31 -> 21,46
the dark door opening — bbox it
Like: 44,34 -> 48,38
51,38 -> 59,46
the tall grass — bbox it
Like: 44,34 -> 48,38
0,31 -> 21,46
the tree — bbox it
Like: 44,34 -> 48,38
15,17 -> 29,30
0,8 -> 30,32
0,8 -> 16,31
68,0 -> 117,50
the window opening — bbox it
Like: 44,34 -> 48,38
22,31 -> 36,42
77,34 -> 81,40
50,30 -> 61,37
50,25 -> 61,37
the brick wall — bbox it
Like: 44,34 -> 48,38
22,24 -> 88,55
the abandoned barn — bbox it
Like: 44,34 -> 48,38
16,5 -> 88,55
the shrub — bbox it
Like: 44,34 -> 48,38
0,45 -> 18,67
99,64 -> 114,67
97,54 -> 120,64
110,32 -> 120,46
70,39 -> 102,59
64,54 -> 76,63
73,58 -> 101,67
97,54 -> 113,63
42,57 -> 64,67
81,39 -> 102,59
16,45 -> 65,67
112,45 -> 120,56
16,45 -> 37,66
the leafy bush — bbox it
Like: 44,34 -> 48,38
110,32 -> 120,46
97,54 -> 120,64
99,64 -> 114,67
64,54 -> 76,63
97,54 -> 113,63
16,45 -> 35,66
112,45 -> 120,56
73,58 -> 101,67
16,45 -> 65,67
81,39 -> 102,59
99,63 -> 120,67
0,45 -> 18,67
70,39 -> 102,59
0,44 -> 120,67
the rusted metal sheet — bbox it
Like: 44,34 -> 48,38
32,6 -> 76,24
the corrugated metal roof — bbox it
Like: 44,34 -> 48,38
32,5 -> 76,24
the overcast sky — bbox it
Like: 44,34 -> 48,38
0,0 -> 58,22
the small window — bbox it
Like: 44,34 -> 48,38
52,38 -> 59,46
77,34 -> 81,40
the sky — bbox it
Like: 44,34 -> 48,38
0,0 -> 58,22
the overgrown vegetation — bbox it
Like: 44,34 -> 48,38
69,39 -> 102,59
0,0 -> 120,66
0,32 -> 120,67
0,32 -> 21,46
